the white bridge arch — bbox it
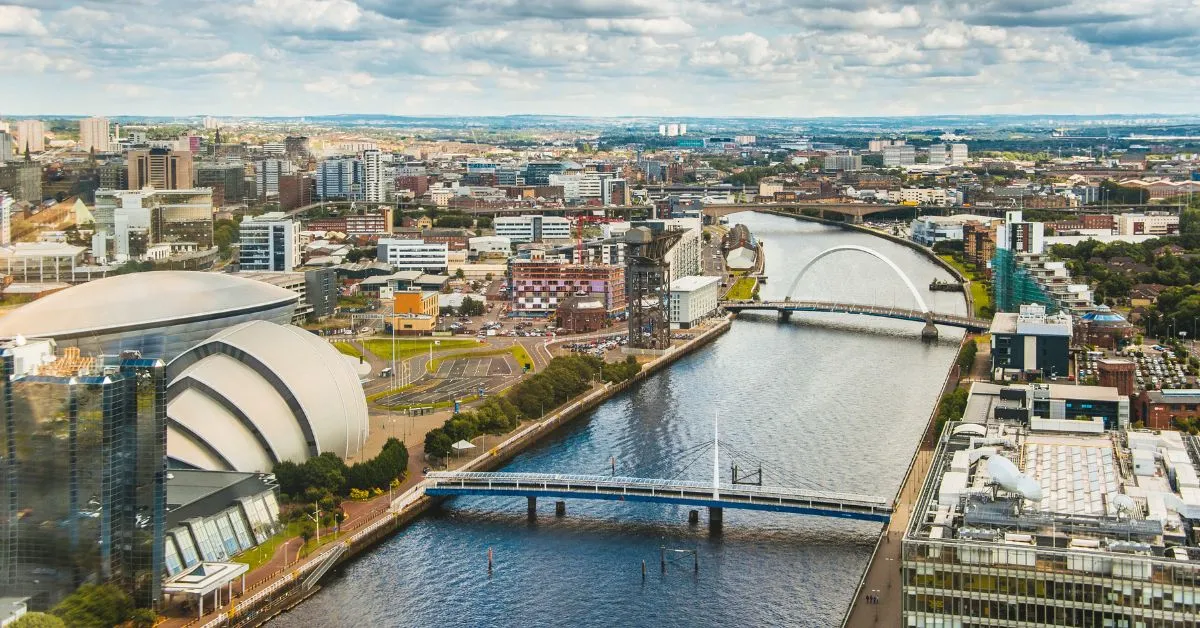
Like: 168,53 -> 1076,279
785,245 -> 930,313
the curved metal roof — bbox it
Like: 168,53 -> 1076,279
166,320 -> 370,472
1081,305 -> 1130,326
0,271 -> 298,339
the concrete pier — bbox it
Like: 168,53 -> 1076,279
555,500 -> 566,517
527,496 -> 536,518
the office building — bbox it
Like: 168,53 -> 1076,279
669,275 -> 721,329
195,162 -> 246,206
0,348 -> 167,609
13,119 -> 44,153
239,212 -> 300,272
868,138 -> 904,152
469,235 -> 511,258
255,159 -> 291,199
1136,389 -> 1200,430
510,260 -> 626,316
99,162 -> 130,191
316,157 -> 363,200
232,269 -> 337,323
80,117 -> 111,153
165,320 -> 369,473
883,144 -> 916,167
0,163 -> 41,203
0,191 -> 11,245
94,188 -> 214,261
345,211 -> 391,237
633,217 -> 703,280
494,215 -> 572,243
1117,213 -> 1179,237
284,136 -> 310,157
362,149 -> 384,202
278,173 -> 314,211
0,130 -> 12,164
903,383 -> 1196,628
523,161 -> 566,186
261,142 -> 285,156
128,148 -> 194,191
376,238 -> 449,273
990,304 -> 1071,379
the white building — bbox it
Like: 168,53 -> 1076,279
0,130 -> 14,164
376,238 -> 449,272
79,117 -> 111,153
890,188 -> 956,206
13,120 -> 44,153
255,159 -> 292,199
883,144 -> 916,167
239,212 -> 300,271
468,235 -> 511,257
638,217 -> 703,280
93,188 -> 214,262
0,191 -> 12,246
494,215 -> 572,243
362,149 -> 384,203
930,143 -> 969,167
548,174 -> 582,201
262,142 -> 285,155
429,187 -> 453,207
602,221 -> 631,240
1117,213 -> 1179,236
670,275 -> 721,329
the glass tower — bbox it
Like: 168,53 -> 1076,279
0,353 -> 166,609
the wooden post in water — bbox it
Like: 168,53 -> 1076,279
488,547 -> 493,576
660,547 -> 666,574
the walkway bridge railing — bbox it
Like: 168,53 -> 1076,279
424,471 -> 894,523
723,299 -> 989,332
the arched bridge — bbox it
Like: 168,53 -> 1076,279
723,245 -> 989,336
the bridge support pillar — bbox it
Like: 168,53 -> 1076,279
850,213 -> 864,225
527,496 -> 536,518
708,506 -> 723,528
921,313 -> 939,341
555,500 -> 566,517
779,310 -> 792,322
688,509 -> 699,525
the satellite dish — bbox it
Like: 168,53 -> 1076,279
13,334 -> 25,347
1112,494 -> 1137,515
988,455 -> 1044,502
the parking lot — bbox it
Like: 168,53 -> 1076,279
375,356 -> 522,407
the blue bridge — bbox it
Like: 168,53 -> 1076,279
424,471 -> 894,523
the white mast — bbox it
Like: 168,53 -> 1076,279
712,410 -> 720,500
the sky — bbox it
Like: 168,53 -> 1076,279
2,0 -> 1199,118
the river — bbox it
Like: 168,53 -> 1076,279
273,213 -> 965,627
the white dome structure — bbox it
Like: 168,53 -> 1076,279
0,271 -> 298,360
165,320 -> 370,472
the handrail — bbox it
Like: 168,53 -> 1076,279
425,471 -> 891,509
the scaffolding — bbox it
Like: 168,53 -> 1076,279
992,249 -> 1057,314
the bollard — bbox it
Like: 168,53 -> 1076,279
688,510 -> 699,525
555,500 -> 566,517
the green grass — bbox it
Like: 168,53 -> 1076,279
938,255 -> 992,318
237,520 -> 305,572
363,338 -> 481,361
333,342 -> 363,359
724,277 -> 757,300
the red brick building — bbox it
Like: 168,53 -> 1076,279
510,261 -> 625,316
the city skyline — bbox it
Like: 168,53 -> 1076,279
2,0 -> 1200,118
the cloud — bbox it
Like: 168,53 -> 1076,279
3,0 -> 1200,116
0,6 -> 48,36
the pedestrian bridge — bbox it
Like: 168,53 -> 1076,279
723,300 -> 990,333
723,244 -> 986,336
423,471 -> 894,523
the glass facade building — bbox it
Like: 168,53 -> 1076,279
0,353 -> 167,609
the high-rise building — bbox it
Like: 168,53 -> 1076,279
929,143 -> 969,167
127,148 -> 194,190
823,152 -> 863,172
0,348 -> 167,609
93,188 -> 214,261
80,117 -> 111,153
883,144 -> 916,167
278,173 -> 314,211
362,149 -> 384,203
239,212 -> 300,271
316,158 -> 363,200
284,136 -> 310,158
0,131 -> 13,164
523,161 -> 566,186
255,159 -> 291,199
13,119 -> 45,153
194,162 -> 246,206
0,163 -> 41,203
0,191 -> 12,245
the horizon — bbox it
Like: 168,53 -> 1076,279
3,1 -> 1200,118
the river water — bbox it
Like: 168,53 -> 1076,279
274,213 -> 965,627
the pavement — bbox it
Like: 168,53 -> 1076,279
844,448 -> 933,628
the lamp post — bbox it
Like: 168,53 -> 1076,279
305,502 -> 321,549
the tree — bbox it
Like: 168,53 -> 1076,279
458,296 -> 485,316
454,267 -> 466,280
51,584 -> 135,628
10,613 -> 67,628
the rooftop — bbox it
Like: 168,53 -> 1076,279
671,275 -> 721,292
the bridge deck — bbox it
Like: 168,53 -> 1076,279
723,299 -> 988,331
424,472 -> 893,523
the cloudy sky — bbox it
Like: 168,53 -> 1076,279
1,0 -> 1198,117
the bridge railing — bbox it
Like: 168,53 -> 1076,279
425,471 -> 890,509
